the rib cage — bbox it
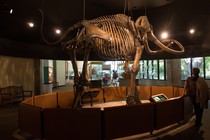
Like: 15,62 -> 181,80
81,14 -> 137,60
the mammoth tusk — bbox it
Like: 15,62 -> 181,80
147,32 -> 185,54
162,39 -> 185,53
142,35 -> 164,54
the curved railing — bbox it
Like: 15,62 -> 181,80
19,85 -> 190,140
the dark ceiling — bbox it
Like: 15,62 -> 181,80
0,0 -> 210,60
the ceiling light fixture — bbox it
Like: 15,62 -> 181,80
9,9 -> 13,14
28,22 -> 34,28
55,29 -> 61,34
161,32 -> 168,39
189,28 -> 195,34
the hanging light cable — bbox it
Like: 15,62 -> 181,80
123,0 -> 133,18
144,0 -> 147,16
83,0 -> 86,20
128,0 -> 133,18
124,0 -> 127,14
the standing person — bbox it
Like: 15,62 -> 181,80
112,70 -> 118,86
184,67 -> 209,127
103,74 -> 109,86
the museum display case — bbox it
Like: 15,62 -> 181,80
88,61 -> 103,80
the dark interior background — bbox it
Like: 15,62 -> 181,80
0,0 -> 210,60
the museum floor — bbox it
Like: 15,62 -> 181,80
1,86 -> 210,140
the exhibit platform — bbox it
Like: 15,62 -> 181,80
82,100 -> 150,110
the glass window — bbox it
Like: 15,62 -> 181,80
147,60 -> 158,79
139,60 -> 144,79
143,60 -> 148,79
159,60 -> 165,80
205,57 -> 210,79
181,58 -> 191,80
181,57 -> 208,80
117,63 -> 124,78
153,60 -> 158,79
192,57 -> 204,77
148,60 -> 153,79
90,63 -> 102,80
139,60 -> 148,79
138,59 -> 165,80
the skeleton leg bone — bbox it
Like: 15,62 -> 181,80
62,43 -> 81,108
126,42 -> 144,105
62,41 -> 91,108
73,43 -> 91,108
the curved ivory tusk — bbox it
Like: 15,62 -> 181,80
161,39 -> 185,53
147,32 -> 185,54
142,35 -> 164,54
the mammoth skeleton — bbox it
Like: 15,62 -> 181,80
40,11 -> 184,108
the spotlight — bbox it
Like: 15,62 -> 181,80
189,29 -> 195,34
55,29 -> 61,34
27,22 -> 34,28
9,9 -> 13,14
161,32 -> 168,39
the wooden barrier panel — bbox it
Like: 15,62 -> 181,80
136,86 -> 151,100
103,103 -> 155,140
154,97 -> 184,130
103,86 -> 127,102
22,91 -> 75,108
18,103 -> 43,139
19,89 -> 186,140
173,86 -> 184,97
22,86 -> 184,108
34,93 -> 57,108
43,108 -> 102,140
57,91 -> 74,108
151,86 -> 174,98
21,97 -> 33,105
18,86 -> 186,140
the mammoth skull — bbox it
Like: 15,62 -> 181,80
135,16 -> 185,54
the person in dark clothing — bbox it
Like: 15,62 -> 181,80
103,74 -> 109,86
112,70 -> 118,86
184,67 -> 209,127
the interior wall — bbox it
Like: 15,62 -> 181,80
56,60 -> 66,86
169,59 -> 182,86
0,55 -> 34,91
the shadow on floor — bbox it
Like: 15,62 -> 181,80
154,126 -> 204,140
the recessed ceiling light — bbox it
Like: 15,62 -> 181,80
27,22 -> 34,28
161,32 -> 168,39
9,9 -> 13,14
55,29 -> 61,34
189,28 -> 195,34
